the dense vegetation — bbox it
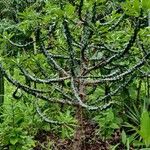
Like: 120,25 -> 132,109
0,0 -> 150,149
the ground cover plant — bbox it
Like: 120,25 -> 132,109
0,0 -> 150,149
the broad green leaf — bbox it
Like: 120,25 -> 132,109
10,137 -> 18,145
133,0 -> 140,13
139,110 -> 150,147
142,0 -> 150,10
126,138 -> 130,150
121,130 -> 127,145
64,4 -> 75,18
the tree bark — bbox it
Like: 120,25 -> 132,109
72,81 -> 85,150
0,69 -> 4,106
0,68 -> 4,122
72,106 -> 84,150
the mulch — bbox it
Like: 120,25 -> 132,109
33,120 -> 129,150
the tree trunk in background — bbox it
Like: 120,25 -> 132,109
0,69 -> 4,106
0,69 -> 4,122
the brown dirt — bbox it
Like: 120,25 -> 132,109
33,120 -> 127,150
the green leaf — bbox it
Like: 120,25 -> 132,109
142,0 -> 150,10
121,130 -> 127,145
126,138 -> 130,150
139,110 -> 150,147
64,4 -> 75,17
121,0 -> 140,16
132,140 -> 145,147
133,0 -> 140,13
111,143 -> 120,150
111,123 -> 119,129
10,137 -> 18,145
106,110 -> 114,121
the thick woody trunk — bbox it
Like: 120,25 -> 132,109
72,81 -> 85,150
72,106 -> 84,150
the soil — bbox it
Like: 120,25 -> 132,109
33,120 -> 128,150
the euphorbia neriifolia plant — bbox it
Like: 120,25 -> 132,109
0,0 -> 150,149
